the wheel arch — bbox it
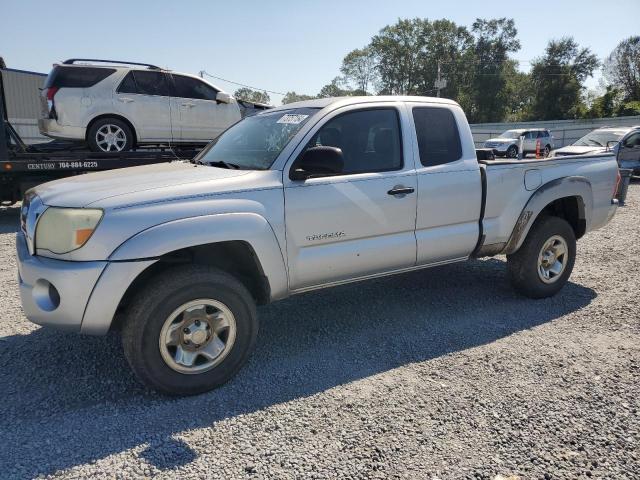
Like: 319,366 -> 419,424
108,212 -> 289,308
504,176 -> 592,255
110,240 -> 271,332
86,113 -> 138,146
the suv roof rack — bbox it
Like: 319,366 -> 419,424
61,59 -> 161,69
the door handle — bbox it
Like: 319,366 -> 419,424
387,185 -> 415,196
182,102 -> 195,108
118,97 -> 134,103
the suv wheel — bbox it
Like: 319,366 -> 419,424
88,117 -> 134,152
506,145 -> 518,158
121,265 -> 258,396
507,216 -> 576,299
544,145 -> 551,157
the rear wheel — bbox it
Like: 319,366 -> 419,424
88,117 -> 134,152
506,145 -> 518,158
121,265 -> 258,395
507,216 -> 576,299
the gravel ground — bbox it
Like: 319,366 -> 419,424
1,185 -> 639,480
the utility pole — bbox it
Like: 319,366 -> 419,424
435,60 -> 447,98
198,70 -> 204,79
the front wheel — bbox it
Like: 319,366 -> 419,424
507,216 -> 576,299
506,145 -> 518,159
121,265 -> 258,395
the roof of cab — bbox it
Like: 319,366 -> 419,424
267,95 -> 460,113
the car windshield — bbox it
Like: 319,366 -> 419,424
574,130 -> 625,147
197,108 -> 319,170
498,130 -> 523,139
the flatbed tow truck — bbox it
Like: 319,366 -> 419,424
0,69 -> 200,204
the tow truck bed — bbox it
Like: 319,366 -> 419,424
0,69 -> 200,203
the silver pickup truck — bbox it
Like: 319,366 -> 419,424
17,96 -> 620,395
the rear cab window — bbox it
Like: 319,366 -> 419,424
412,107 -> 462,167
44,66 -> 116,88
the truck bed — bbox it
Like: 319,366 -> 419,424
476,152 -> 619,256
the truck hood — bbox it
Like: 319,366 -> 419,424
553,145 -> 606,156
34,161 -> 274,208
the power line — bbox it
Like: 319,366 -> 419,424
199,70 -> 286,96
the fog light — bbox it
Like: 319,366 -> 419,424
33,279 -> 60,312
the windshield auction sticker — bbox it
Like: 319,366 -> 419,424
277,114 -> 309,124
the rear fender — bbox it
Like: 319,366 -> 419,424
109,212 -> 289,300
504,176 -> 592,254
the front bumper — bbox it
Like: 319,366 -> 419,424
17,232 -> 156,335
484,144 -> 510,155
17,231 -> 106,332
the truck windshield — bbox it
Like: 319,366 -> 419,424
197,107 -> 319,170
574,130 -> 625,147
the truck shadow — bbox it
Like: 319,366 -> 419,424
0,258 -> 596,478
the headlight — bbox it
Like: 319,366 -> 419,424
35,207 -> 103,254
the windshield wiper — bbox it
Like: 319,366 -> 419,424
588,139 -> 603,147
208,160 -> 241,170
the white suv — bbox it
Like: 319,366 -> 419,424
39,59 -> 244,152
484,128 -> 555,158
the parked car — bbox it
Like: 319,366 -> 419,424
618,128 -> 640,174
39,59 -> 267,152
484,128 -> 554,158
552,126 -> 640,174
18,96 -> 619,395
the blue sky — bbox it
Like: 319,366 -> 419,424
2,0 -> 638,104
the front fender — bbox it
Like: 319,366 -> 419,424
504,176 -> 593,254
109,212 -> 289,300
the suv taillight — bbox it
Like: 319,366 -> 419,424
45,87 -> 59,119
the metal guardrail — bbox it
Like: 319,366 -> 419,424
471,121 -> 640,148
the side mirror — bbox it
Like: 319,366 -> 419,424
290,146 -> 344,181
607,140 -> 620,151
216,92 -> 231,104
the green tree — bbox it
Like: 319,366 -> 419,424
340,47 -> 377,93
367,17 -> 476,102
317,77 -> 353,98
233,87 -> 270,104
585,86 -> 623,118
529,38 -> 598,120
281,91 -> 315,104
414,19 -> 474,105
369,18 -> 425,95
503,65 -> 534,121
603,36 -> 640,101
467,18 -> 521,123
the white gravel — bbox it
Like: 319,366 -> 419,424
1,185 -> 639,479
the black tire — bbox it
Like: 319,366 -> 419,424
121,265 -> 258,396
87,117 -> 134,152
506,145 -> 518,158
544,144 -> 551,157
507,216 -> 576,299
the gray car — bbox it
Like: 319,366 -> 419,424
553,126 -> 640,174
